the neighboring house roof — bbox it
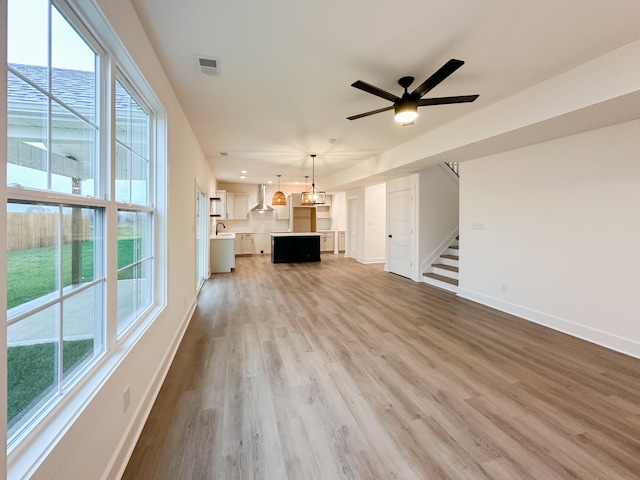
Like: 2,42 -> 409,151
7,63 -> 147,179
8,63 -> 140,116
8,63 -> 96,117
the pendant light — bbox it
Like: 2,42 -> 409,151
272,174 -> 286,206
301,154 -> 326,205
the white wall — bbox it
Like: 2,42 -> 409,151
8,1 -> 215,478
346,188 -> 365,262
418,165 -> 460,272
459,119 -> 640,358
332,192 -> 346,231
363,183 -> 386,263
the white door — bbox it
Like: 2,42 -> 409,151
388,188 -> 414,278
196,190 -> 208,289
348,198 -> 358,259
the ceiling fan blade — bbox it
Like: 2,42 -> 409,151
351,80 -> 400,103
411,59 -> 465,99
347,105 -> 394,120
417,94 -> 479,106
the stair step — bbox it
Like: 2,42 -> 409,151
423,272 -> 459,286
441,254 -> 459,261
432,263 -> 459,273
449,245 -> 459,250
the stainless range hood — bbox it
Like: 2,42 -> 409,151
250,184 -> 275,213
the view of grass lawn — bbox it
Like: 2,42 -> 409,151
6,238 -> 137,309
7,339 -> 94,430
7,227 -> 143,431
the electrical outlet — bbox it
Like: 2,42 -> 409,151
123,385 -> 130,413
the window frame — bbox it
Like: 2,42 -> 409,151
112,71 -> 156,338
7,0 -> 102,198
5,0 -> 167,465
5,198 -> 107,440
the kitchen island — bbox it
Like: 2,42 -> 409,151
271,232 -> 321,263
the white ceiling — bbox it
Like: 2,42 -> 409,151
130,0 -> 640,190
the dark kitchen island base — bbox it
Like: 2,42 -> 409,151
271,233 -> 321,263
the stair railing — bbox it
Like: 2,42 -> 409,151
445,161 -> 459,176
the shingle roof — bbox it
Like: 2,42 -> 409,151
8,63 -> 97,117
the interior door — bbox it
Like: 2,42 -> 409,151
196,189 -> 208,290
348,198 -> 358,259
388,188 -> 414,278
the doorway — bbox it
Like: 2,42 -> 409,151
196,189 -> 208,290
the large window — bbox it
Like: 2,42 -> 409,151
116,210 -> 153,335
6,0 -> 160,447
6,202 -> 104,438
115,78 -> 150,205
114,78 -> 154,336
7,0 -> 98,196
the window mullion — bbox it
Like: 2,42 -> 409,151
105,63 -> 118,350
47,3 -> 53,192
56,205 -> 64,396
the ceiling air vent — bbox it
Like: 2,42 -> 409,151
197,56 -> 219,76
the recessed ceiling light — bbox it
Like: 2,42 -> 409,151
240,170 -> 247,174
239,175 -> 246,179
267,181 -> 273,184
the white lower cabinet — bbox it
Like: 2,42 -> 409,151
338,231 -> 345,252
236,233 -> 254,255
320,232 -> 335,252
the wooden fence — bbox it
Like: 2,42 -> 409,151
7,212 -> 90,251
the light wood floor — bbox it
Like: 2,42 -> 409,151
123,254 -> 640,480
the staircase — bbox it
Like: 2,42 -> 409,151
423,236 -> 459,293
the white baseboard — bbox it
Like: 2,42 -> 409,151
358,257 -> 385,264
103,298 -> 197,480
458,288 -> 640,360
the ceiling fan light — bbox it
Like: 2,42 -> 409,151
394,104 -> 418,123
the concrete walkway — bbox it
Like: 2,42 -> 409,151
8,279 -> 143,346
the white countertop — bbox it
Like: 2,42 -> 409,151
270,232 -> 321,237
210,233 -> 236,239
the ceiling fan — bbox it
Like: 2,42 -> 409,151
347,59 -> 479,124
